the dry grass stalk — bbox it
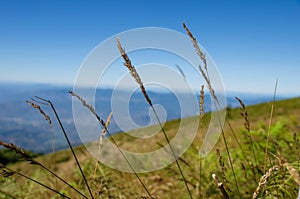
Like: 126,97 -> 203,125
216,148 -> 228,185
182,23 -> 207,72
235,97 -> 257,166
212,173 -> 229,199
100,112 -> 113,145
235,97 -> 250,131
252,165 -> 279,199
264,79 -> 278,173
117,38 -> 192,198
183,22 -> 240,196
182,23 -> 217,103
26,100 -> 52,128
35,96 -> 94,199
116,38 -> 152,107
200,85 -> 205,121
283,163 -> 300,185
198,85 -> 205,199
68,90 -> 105,126
27,99 -> 57,188
69,92 -> 153,198
93,112 -> 113,179
0,141 -> 38,165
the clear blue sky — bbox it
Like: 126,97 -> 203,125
0,0 -> 299,96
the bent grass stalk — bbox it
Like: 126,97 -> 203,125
0,164 -> 71,199
26,100 -> 57,189
34,96 -> 94,199
117,38 -> 193,199
0,141 -> 88,199
183,22 -> 241,197
68,91 -> 153,198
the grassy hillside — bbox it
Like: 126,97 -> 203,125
1,97 -> 300,198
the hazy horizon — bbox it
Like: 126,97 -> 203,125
1,0 -> 300,96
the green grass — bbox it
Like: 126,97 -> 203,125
1,96 -> 299,198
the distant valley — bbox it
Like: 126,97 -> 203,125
0,82 -> 285,153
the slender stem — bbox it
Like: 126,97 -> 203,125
50,102 -> 94,199
4,166 -> 71,199
199,157 -> 202,199
227,119 -> 259,183
213,101 -> 241,197
37,162 -> 88,199
68,94 -> 153,198
220,129 -> 240,196
264,79 -> 278,173
152,107 -> 193,199
103,128 -> 153,198
226,119 -> 249,165
36,96 -> 94,199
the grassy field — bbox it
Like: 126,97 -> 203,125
0,96 -> 299,198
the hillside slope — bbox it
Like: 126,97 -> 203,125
1,97 -> 299,198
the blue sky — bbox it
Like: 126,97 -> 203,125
0,0 -> 299,96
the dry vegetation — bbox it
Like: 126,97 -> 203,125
1,23 -> 299,199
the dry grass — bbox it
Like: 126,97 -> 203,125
26,100 -> 52,128
252,165 -> 279,199
0,23 -> 299,199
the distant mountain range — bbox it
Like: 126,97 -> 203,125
0,82 -> 287,153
